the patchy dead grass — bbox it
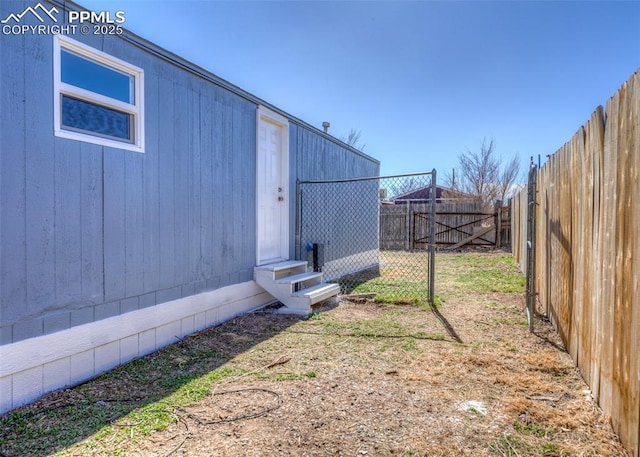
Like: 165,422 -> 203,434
0,251 -> 629,457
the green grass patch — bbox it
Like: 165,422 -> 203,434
494,316 -> 529,326
347,251 -> 525,304
401,337 -> 418,351
457,269 -> 525,293
352,277 -> 429,304
438,253 -> 525,294
443,253 -> 515,268
166,367 -> 234,405
0,346 -> 238,457
320,312 -> 405,337
412,331 -> 446,341
482,301 -> 501,309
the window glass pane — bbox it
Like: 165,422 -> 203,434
61,50 -> 133,103
62,95 -> 131,141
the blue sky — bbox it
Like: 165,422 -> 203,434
82,0 -> 639,178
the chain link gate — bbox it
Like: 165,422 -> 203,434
296,171 -> 436,305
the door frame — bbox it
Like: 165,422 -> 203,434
256,105 -> 290,266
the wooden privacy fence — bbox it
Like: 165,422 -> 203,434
512,70 -> 640,456
380,201 -> 501,250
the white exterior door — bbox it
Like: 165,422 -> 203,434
256,107 -> 289,265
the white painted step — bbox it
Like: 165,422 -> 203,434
255,261 -> 309,281
276,271 -> 323,285
254,260 -> 340,316
292,283 -> 341,304
255,260 -> 308,272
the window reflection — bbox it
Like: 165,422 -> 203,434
61,50 -> 133,104
61,96 -> 132,141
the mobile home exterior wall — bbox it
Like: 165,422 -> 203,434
0,0 -> 379,413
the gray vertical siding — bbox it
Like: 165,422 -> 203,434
290,124 -> 379,182
1,25 -> 27,344
290,124 -> 380,262
25,30 -> 55,322
1,11 -> 257,343
1,0 -> 379,345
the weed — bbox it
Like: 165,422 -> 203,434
541,442 -> 571,456
513,419 -> 555,438
488,434 -> 530,456
401,451 -> 420,457
258,371 -> 317,381
505,343 -> 518,352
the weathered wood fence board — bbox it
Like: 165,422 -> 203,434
380,201 -> 495,250
511,69 -> 640,456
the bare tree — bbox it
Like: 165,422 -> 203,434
458,138 -> 499,200
442,168 -> 458,191
496,154 -> 521,203
451,138 -> 522,209
340,128 -> 365,151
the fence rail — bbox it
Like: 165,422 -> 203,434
512,69 -> 640,456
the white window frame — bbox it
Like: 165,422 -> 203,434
53,34 -> 145,153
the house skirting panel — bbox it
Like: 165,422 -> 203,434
0,281 -> 272,414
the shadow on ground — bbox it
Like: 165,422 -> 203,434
429,303 -> 464,344
0,311 -> 301,457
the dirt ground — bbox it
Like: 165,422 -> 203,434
0,252 -> 629,456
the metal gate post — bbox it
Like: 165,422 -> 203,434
295,179 -> 302,260
429,168 -> 437,305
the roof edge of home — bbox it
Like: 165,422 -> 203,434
51,0 -> 380,166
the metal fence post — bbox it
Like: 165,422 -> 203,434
494,200 -> 502,248
429,168 -> 437,305
525,164 -> 537,332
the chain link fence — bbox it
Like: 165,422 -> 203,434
296,171 -> 436,305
